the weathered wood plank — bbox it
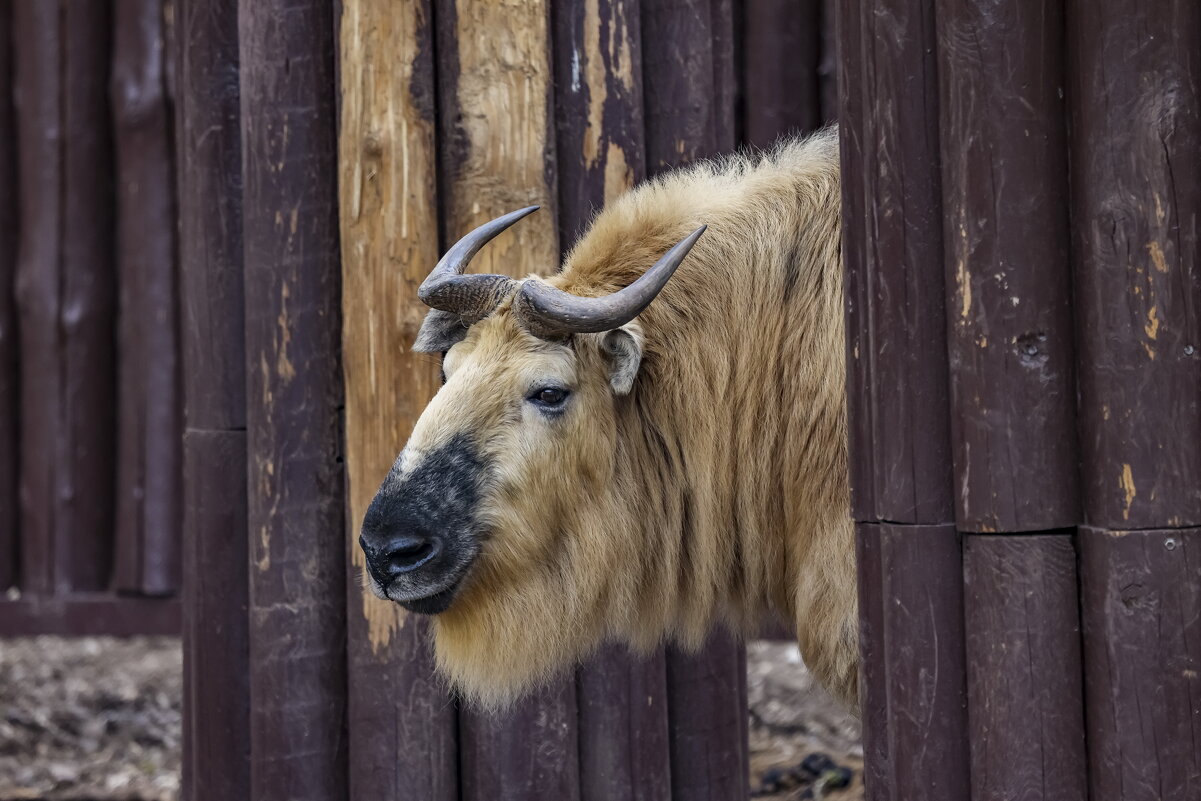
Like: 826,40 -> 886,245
742,0 -> 821,147
239,0 -> 348,796
111,0 -> 182,595
13,0 -> 117,595
937,0 -> 1078,533
338,1 -> 458,798
843,0 -> 953,525
963,533 -> 1087,801
432,2 -> 578,798
174,0 -> 250,796
551,3 -> 672,799
0,1 -> 18,592
1079,526 -> 1201,801
1067,0 -> 1201,529
179,430 -> 250,801
641,0 -> 718,172
854,523 -> 889,801
878,523 -> 970,801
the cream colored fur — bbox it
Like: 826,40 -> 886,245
402,128 -> 856,708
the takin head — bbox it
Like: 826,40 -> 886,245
359,207 -> 710,707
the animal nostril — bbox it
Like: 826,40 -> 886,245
382,535 -> 440,575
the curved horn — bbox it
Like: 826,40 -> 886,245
417,206 -> 539,320
514,225 -> 707,337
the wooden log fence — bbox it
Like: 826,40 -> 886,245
5,1 -> 1199,800
841,1 -> 1201,800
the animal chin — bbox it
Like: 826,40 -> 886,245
393,582 -> 462,615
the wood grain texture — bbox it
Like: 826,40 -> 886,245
841,0 -> 953,525
551,3 -> 672,799
433,2 -> 577,798
1067,0 -> 1201,528
338,1 -> 458,798
742,0 -> 821,147
1079,526 -> 1201,801
239,0 -> 348,796
174,0 -> 250,797
111,0 -> 182,595
0,1 -> 17,592
963,534 -> 1087,801
13,0 -> 117,595
878,524 -> 970,801
937,0 -> 1078,533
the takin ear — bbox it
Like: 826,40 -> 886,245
600,322 -> 644,395
413,309 -> 470,353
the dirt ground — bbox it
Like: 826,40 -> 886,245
0,637 -> 861,800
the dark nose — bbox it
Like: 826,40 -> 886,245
360,532 -> 442,581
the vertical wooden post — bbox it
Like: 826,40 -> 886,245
111,0 -> 182,596
551,2 -> 674,799
13,0 -> 117,596
337,1 -> 458,799
175,0 -> 251,796
741,0 -> 822,147
641,2 -> 749,798
1068,3 -> 1201,799
239,0 -> 348,797
0,1 -> 18,592
934,4 -> 1088,799
839,1 -> 970,800
432,2 -> 580,799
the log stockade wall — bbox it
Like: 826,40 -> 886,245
0,0 -> 181,635
841,2 -> 1201,801
176,1 -> 834,800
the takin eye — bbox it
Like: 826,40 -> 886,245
528,386 -> 570,410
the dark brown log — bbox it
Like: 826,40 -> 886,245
575,646 -> 672,801
710,0 -> 736,152
174,0 -> 250,798
179,430 -> 250,801
878,523 -> 970,801
459,683 -> 581,801
836,0 -> 874,519
854,524 -> 889,801
641,0 -> 719,172
0,2 -> 18,592
742,0 -> 821,148
817,0 -> 837,124
552,3 -> 674,799
13,0 -> 117,595
111,0 -> 182,595
937,0 -> 1078,533
0,596 -> 180,636
1067,0 -> 1201,529
841,0 -> 953,525
239,0 -> 348,796
1079,526 -> 1201,801
963,534 -> 1087,801
667,633 -> 748,801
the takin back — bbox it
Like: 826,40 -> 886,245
359,127 -> 856,709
